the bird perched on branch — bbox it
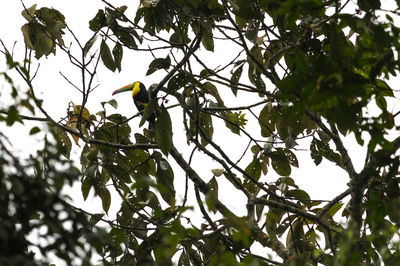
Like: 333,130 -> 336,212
112,81 -> 156,129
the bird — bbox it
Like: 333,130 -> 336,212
112,81 -> 155,130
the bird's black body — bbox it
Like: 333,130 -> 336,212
112,81 -> 156,129
133,82 -> 149,112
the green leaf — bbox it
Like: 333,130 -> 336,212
113,43 -> 123,72
201,20 -> 214,51
167,72 -> 190,92
269,150 -> 291,176
29,126 -> 40,135
286,189 -> 311,204
155,107 -> 173,156
22,4 -> 36,22
22,23 -> 54,59
57,128 -> 72,159
99,187 -> 111,214
310,138 -> 322,165
295,51 -> 308,74
202,33 -> 214,52
209,177 -> 219,194
326,202 -> 344,217
89,10 -> 106,31
358,0 -> 380,11
258,103 -> 275,137
90,213 -> 104,226
36,29 -> 54,58
285,135 -> 296,149
83,34 -> 98,57
280,148 -> 299,168
229,0 -> 256,19
245,157 -> 262,181
113,25 -> 138,49
156,158 -> 176,206
37,7 -> 66,46
100,40 -> 116,71
6,106 -> 20,126
245,19 -> 258,42
202,82 -> 224,105
230,64 -> 243,96
146,56 -> 171,76
21,24 -> 34,49
211,169 -> 224,177
375,95 -> 387,111
101,99 -> 118,109
139,98 -> 157,127
81,176 -> 92,201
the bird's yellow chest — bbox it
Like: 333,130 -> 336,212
132,82 -> 141,97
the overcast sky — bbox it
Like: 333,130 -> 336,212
1,1 -> 400,263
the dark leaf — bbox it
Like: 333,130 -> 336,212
90,213 -> 104,226
29,126 -> 40,135
89,10 -> 106,31
57,128 -> 72,159
156,158 -> 176,206
146,56 -> 171,76
139,98 -> 157,127
155,107 -> 173,155
112,43 -> 123,72
230,64 -> 244,96
269,150 -> 291,176
99,187 -> 111,214
100,40 -> 116,71
83,34 -> 98,57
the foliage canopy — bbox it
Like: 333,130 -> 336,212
1,0 -> 400,265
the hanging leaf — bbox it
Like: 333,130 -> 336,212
113,43 -> 123,72
258,103 -> 276,137
139,98 -> 157,127
310,138 -> 322,165
98,187 -> 111,214
57,127 -> 72,159
202,82 -> 224,106
155,107 -> 173,155
230,64 -> 244,96
156,158 -> 176,206
83,34 -> 98,57
81,176 -> 92,201
100,40 -> 116,71
269,150 -> 291,176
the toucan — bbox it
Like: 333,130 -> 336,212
112,81 -> 155,129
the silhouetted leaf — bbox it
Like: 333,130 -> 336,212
155,107 -> 173,155
100,40 -> 116,71
89,10 -> 106,31
146,56 -> 171,76
83,34 -> 98,57
113,43 -> 123,72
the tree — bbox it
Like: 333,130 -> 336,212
1,0 -> 400,265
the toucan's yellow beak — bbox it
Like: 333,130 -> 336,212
112,83 -> 134,95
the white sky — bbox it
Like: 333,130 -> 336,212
1,0 -> 399,264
